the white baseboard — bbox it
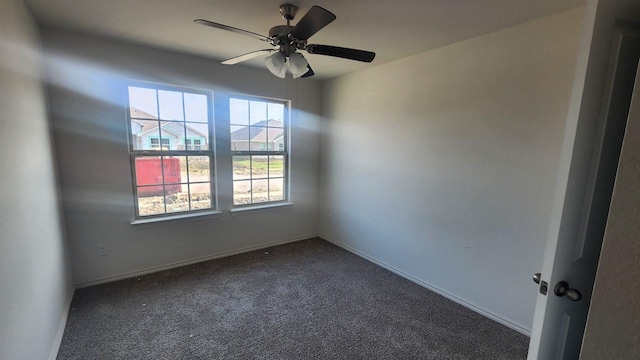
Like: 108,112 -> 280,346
48,288 -> 75,360
75,234 -> 317,289
320,234 -> 531,337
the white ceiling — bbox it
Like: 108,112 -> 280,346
25,0 -> 585,80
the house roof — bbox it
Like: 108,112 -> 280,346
131,107 -> 156,120
130,107 -> 208,138
230,120 -> 284,142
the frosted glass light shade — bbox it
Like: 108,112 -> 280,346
289,52 -> 308,78
265,52 -> 286,78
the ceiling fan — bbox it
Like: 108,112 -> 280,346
194,3 -> 376,79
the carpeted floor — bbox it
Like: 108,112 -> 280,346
57,238 -> 529,359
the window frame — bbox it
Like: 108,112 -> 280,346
126,81 -> 217,220
229,94 -> 290,208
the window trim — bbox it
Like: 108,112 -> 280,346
126,81 -> 217,220
229,94 -> 290,208
131,209 -> 222,225
229,202 -> 294,214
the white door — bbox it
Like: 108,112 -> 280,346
527,2 -> 640,358
579,60 -> 640,360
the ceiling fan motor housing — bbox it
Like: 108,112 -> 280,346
269,25 -> 303,56
268,25 -> 294,40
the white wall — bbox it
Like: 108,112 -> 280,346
42,28 -> 323,285
319,8 -> 584,334
0,1 -> 74,359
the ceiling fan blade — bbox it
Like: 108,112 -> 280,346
222,49 -> 276,65
290,6 -> 336,41
194,19 -> 271,42
301,65 -> 315,78
306,44 -> 376,63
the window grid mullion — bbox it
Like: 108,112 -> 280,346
155,89 -> 163,150
131,154 -> 141,216
160,156 -> 167,213
187,183 -> 192,211
181,92 -> 192,211
250,155 -> 254,203
155,89 -> 168,214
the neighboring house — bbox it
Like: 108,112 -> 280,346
230,119 -> 285,151
130,107 -> 208,151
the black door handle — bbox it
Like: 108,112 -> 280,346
554,281 -> 582,301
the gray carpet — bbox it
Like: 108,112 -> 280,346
57,238 -> 529,359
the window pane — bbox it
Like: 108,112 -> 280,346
269,156 -> 284,177
233,180 -> 251,205
230,98 -> 249,125
131,120 -> 158,150
186,123 -> 209,151
267,127 -> 284,146
165,184 -> 189,213
233,156 -> 250,181
267,119 -> 284,128
184,93 -> 207,123
250,127 -> 267,151
158,90 -> 184,121
251,155 -> 268,178
267,102 -> 284,123
269,178 -> 284,201
252,179 -> 268,203
190,183 -> 211,210
137,192 -> 165,216
188,156 -> 210,182
231,125 -> 249,150
162,156 -> 184,184
129,87 -> 158,119
135,157 -> 163,186
249,101 -> 267,125
159,121 -> 184,150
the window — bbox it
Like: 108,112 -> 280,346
185,138 -> 202,151
127,84 -> 214,218
150,137 -> 171,150
230,96 -> 288,206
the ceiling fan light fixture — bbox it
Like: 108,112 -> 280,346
288,52 -> 309,78
265,52 -> 286,78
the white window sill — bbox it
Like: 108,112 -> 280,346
131,210 -> 222,225
230,202 -> 294,214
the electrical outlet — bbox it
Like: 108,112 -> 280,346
97,244 -> 108,257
